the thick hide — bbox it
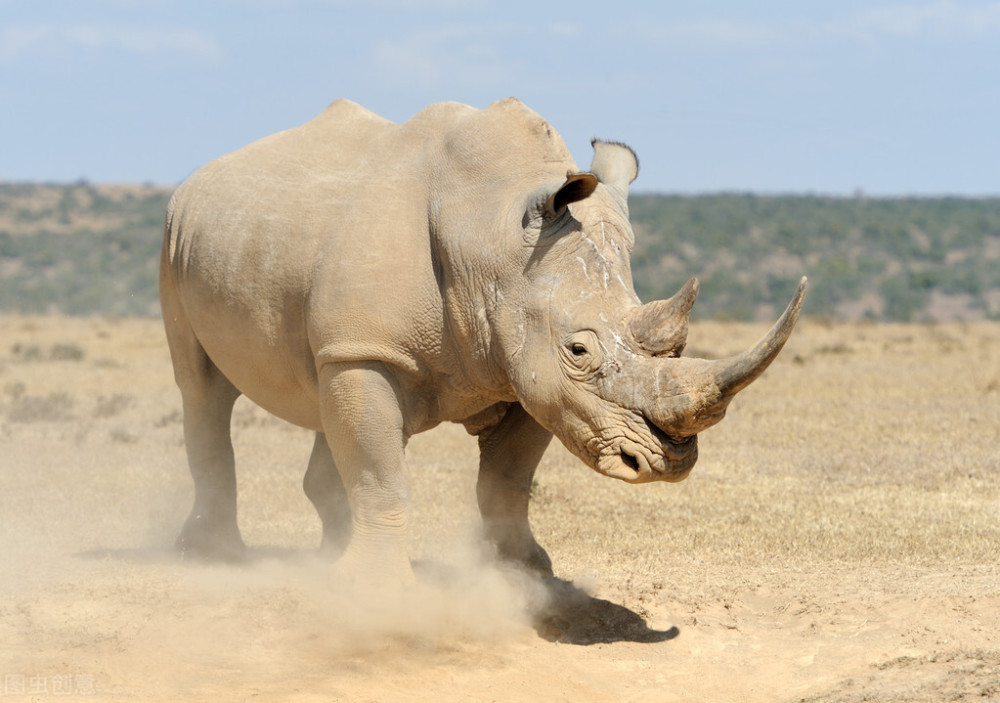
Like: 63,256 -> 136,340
160,98 -> 806,579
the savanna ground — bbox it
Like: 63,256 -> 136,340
0,314 -> 998,702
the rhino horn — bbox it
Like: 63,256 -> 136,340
711,276 -> 807,400
641,277 -> 807,438
627,277 -> 699,357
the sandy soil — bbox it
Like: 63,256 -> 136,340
1,315 -> 998,702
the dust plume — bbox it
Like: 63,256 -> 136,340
177,544 -> 549,655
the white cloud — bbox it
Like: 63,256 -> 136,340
638,1 -> 1000,51
643,18 -> 777,49
371,24 -> 517,88
0,26 -> 44,63
364,0 -> 488,8
836,0 -> 1000,39
0,23 -> 223,64
373,34 -> 442,87
240,0 -> 487,9
550,22 -> 581,38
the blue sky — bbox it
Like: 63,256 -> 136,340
2,0 -> 998,194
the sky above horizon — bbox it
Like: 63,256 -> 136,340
2,0 -> 999,194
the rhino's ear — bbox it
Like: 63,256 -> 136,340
544,172 -> 599,218
589,139 -> 639,192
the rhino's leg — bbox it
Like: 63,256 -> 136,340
303,432 -> 351,555
477,403 -> 554,577
167,336 -> 245,561
161,241 -> 245,560
318,361 -> 413,584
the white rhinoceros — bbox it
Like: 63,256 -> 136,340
160,97 -> 806,580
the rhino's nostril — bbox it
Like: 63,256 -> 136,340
620,450 -> 640,473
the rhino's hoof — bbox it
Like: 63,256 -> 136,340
496,540 -> 554,578
175,515 -> 247,562
523,549 -> 554,579
330,543 -> 416,589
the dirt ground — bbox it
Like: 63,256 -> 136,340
1,314 -> 998,702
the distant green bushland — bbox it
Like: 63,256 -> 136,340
628,193 -> 1000,321
0,182 -> 170,317
1,183 -> 999,322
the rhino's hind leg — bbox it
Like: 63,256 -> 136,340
476,403 -> 554,577
172,356 -> 245,561
303,432 -> 351,555
162,280 -> 245,561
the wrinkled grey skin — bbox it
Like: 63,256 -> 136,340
160,98 -> 806,581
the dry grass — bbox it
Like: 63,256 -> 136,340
0,314 -> 998,702
525,320 -> 999,578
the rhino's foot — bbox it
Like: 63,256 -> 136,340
175,514 -> 246,562
493,537 -> 554,579
330,538 -> 415,590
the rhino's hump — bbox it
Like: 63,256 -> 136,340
179,97 -> 572,205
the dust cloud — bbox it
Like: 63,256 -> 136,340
1,505 -> 551,698
0,404 -> 549,700
176,544 -> 548,653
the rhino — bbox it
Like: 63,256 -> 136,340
160,97 -> 806,581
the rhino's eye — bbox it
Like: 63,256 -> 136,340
562,332 -> 601,377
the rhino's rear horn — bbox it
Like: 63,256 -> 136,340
628,277 -> 699,357
713,276 -> 808,398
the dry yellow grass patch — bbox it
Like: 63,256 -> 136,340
530,320 -> 999,576
1,315 -> 997,702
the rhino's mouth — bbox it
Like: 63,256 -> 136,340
598,423 -> 698,484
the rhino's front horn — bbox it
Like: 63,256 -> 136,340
628,277 -> 700,357
712,276 -> 808,400
639,277 -> 807,440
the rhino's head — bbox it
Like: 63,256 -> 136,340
500,140 -> 806,483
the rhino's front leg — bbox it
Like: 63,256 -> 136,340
318,361 -> 413,585
476,403 -> 554,576
303,432 -> 351,555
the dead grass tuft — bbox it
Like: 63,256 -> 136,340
94,393 -> 132,419
5,391 -> 75,422
49,343 -> 85,361
9,341 -> 85,362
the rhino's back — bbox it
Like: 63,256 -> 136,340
165,100 -> 463,425
167,98 -> 482,295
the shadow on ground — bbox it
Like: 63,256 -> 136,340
534,577 -> 680,645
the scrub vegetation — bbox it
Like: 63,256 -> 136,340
2,182 -> 999,322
